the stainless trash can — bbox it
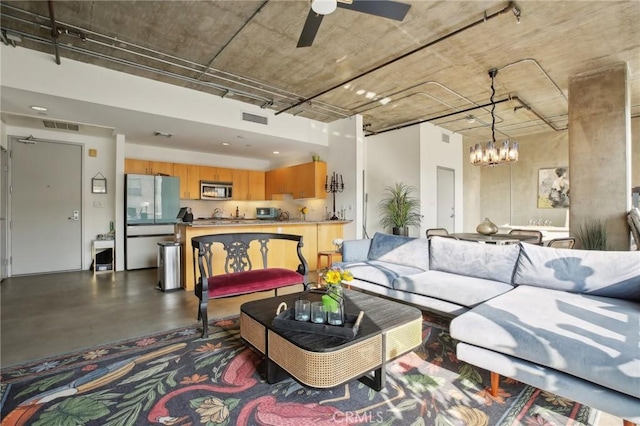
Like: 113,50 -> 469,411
157,242 -> 181,291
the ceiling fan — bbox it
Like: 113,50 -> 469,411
297,0 -> 411,48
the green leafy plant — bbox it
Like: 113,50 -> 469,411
378,182 -> 422,234
575,219 -> 608,250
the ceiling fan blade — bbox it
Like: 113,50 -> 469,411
297,9 -> 324,48
337,0 -> 411,21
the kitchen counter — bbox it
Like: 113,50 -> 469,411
188,219 -> 351,226
177,220 -> 350,291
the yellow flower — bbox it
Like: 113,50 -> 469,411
322,267 -> 353,285
298,206 -> 308,214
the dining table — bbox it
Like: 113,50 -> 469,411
451,233 -> 539,245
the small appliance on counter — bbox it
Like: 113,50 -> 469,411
256,207 -> 279,220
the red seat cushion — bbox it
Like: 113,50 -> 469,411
207,268 -> 303,298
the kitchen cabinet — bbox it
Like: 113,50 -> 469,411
173,163 -> 200,199
291,161 -> 327,199
200,166 -> 233,182
125,159 -> 174,176
233,169 -> 265,201
265,168 -> 287,199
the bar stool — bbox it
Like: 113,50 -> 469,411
317,250 -> 342,270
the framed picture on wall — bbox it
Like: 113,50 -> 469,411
538,167 -> 569,208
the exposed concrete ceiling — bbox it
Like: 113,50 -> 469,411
1,0 -> 639,156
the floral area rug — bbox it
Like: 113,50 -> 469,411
1,313 -> 599,425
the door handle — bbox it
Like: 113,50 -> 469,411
68,210 -> 79,221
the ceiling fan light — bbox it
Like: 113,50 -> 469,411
312,0 -> 338,15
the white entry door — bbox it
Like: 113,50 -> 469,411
436,167 -> 455,233
10,137 -> 82,275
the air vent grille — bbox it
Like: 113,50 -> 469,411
441,133 -> 450,143
43,120 -> 79,131
242,112 -> 268,125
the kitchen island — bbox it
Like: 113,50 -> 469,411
177,219 -> 349,291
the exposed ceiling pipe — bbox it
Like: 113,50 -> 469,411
47,0 -> 60,65
0,3 -> 350,119
195,1 -> 269,82
276,1 -> 519,116
365,94 -> 567,137
497,58 -> 567,101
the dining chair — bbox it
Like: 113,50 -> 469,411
508,229 -> 543,245
546,237 -> 576,249
426,228 -> 449,238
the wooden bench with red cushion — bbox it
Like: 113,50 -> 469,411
191,232 -> 309,337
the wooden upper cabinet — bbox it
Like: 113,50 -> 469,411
265,161 -> 326,199
292,161 -> 327,199
125,159 -> 173,175
233,169 -> 265,201
200,166 -> 232,182
150,161 -> 174,175
174,163 -> 200,199
247,170 -> 265,201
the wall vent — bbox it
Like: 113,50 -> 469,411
242,112 -> 268,125
441,133 -> 450,143
43,120 -> 79,131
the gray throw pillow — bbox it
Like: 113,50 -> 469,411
367,232 -> 429,271
514,243 -> 640,301
429,236 -> 521,284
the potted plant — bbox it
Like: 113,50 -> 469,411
378,182 -> 422,236
575,218 -> 608,250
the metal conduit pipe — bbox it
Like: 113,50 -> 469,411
2,28 -> 347,121
497,58 -> 567,101
354,80 -> 495,120
365,94 -> 566,137
276,1 -> 518,115
0,3 -> 351,118
195,1 -> 269,82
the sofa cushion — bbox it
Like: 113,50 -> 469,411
514,243 -> 640,301
393,270 -> 514,308
429,237 -> 520,284
367,232 -> 429,271
450,286 -> 640,399
342,260 -> 426,289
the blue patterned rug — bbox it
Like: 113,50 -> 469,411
1,313 -> 599,425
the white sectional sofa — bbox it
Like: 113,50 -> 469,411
337,232 -> 640,424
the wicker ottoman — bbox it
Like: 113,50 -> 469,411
240,288 -> 422,390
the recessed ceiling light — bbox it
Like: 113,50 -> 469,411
30,105 -> 48,112
221,142 -> 230,146
273,151 -> 280,155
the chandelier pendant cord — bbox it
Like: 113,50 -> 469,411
489,68 -> 497,144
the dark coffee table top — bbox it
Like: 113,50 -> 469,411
240,288 -> 422,352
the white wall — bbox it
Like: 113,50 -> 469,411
419,122 -> 464,234
327,115 -> 363,240
366,126 -> 422,237
364,123 -> 463,238
1,46 -> 329,147
5,125 -> 117,272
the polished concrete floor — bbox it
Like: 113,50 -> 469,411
0,269 -> 622,425
0,268 -> 303,368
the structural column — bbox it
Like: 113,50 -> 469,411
568,63 -> 631,250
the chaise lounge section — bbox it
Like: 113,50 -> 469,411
338,233 -> 640,425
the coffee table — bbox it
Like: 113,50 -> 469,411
240,288 -> 422,390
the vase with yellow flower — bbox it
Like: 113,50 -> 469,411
298,206 -> 308,221
320,267 -> 353,325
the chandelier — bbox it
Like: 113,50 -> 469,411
470,69 -> 519,166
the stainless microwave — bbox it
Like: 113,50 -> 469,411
200,181 -> 233,200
